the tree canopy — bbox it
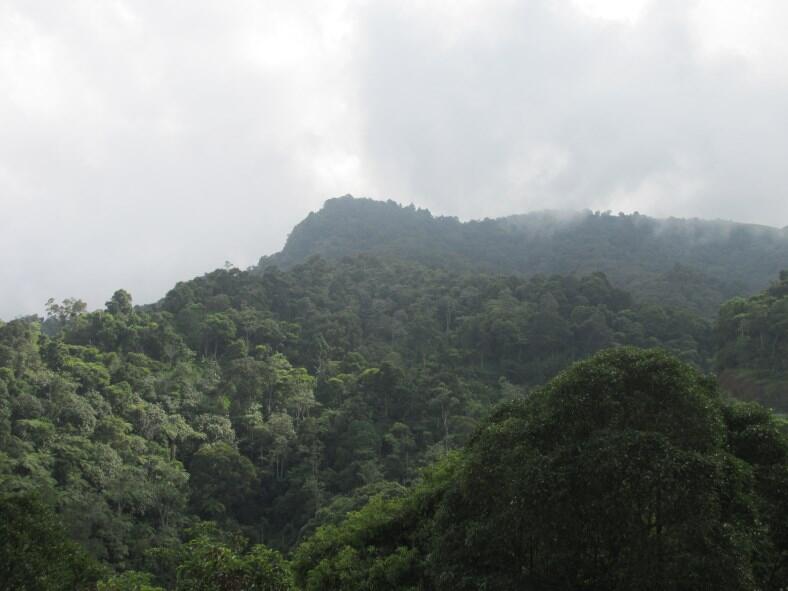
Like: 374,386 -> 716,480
294,348 -> 788,590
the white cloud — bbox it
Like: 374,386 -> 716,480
571,0 -> 650,24
1,0 -> 788,317
691,0 -> 788,63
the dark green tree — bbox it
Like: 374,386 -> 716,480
0,493 -> 104,590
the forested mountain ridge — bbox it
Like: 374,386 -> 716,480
2,203 -> 787,589
261,196 -> 788,317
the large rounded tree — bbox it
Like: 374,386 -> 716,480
431,347 -> 787,590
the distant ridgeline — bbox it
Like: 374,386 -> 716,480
260,196 -> 788,318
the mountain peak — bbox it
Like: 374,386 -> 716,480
259,197 -> 788,317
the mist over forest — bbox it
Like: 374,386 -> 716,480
264,196 -> 788,317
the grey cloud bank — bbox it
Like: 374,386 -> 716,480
1,0 -> 787,318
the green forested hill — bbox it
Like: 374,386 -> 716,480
1,256 -> 720,589
262,196 -> 788,317
2,205 -> 788,590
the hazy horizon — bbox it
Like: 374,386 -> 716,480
3,1 -> 788,318
5,193 -> 788,320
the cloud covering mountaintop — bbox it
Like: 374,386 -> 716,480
2,0 -> 788,317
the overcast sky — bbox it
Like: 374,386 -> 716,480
2,0 -> 788,318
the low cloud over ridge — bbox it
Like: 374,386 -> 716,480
2,0 -> 788,317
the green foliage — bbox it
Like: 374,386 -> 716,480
717,272 -> 788,410
0,492 -> 104,590
174,536 -> 294,591
189,442 -> 257,519
294,349 -> 788,591
431,349 -> 741,590
107,290 -> 134,316
97,533 -> 294,591
291,457 -> 457,590
98,571 -> 166,591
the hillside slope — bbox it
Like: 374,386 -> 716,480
717,272 -> 788,411
0,255 -> 715,583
